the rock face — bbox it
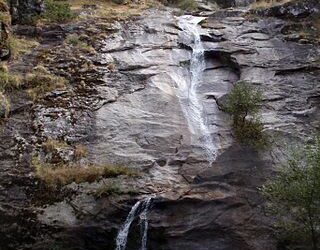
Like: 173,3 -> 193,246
253,0 -> 320,19
0,2 -> 320,250
212,0 -> 254,8
8,0 -> 44,24
0,0 -> 11,60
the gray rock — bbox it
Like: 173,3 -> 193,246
9,0 -> 44,25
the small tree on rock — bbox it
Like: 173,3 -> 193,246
223,81 -> 266,148
224,81 -> 262,126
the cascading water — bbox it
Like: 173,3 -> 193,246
139,197 -> 152,250
115,197 -> 153,250
173,15 -> 217,163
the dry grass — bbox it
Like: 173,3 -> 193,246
65,34 -> 95,53
33,157 -> 136,186
95,182 -> 139,198
26,66 -> 67,100
43,139 -> 69,152
0,92 -> 10,118
250,0 -> 293,9
74,144 -> 87,160
8,36 -> 39,59
68,0 -> 159,21
0,63 -> 22,92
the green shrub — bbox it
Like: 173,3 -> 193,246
262,138 -> 320,249
233,118 -> 267,148
43,0 -> 74,23
223,81 -> 262,125
223,81 -> 267,148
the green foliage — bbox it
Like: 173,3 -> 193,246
20,14 -> 40,26
233,118 -> 267,149
262,138 -> 320,249
224,81 -> 262,125
223,81 -> 267,148
43,0 -> 74,23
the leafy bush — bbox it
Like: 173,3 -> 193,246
223,81 -> 267,148
262,138 -> 320,249
223,81 -> 262,125
43,0 -> 74,23
233,118 -> 267,149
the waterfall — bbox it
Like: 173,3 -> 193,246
139,197 -> 152,250
115,197 -> 153,250
174,15 -> 217,163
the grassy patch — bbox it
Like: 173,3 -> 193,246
43,139 -> 69,153
65,34 -> 95,53
0,64 -> 21,92
33,157 -> 136,186
69,0 -> 157,21
74,144 -> 87,160
95,182 -> 139,198
7,36 -> 39,59
160,0 -> 198,10
43,0 -> 74,23
26,66 -> 67,100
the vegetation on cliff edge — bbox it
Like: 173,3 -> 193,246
262,138 -> 320,250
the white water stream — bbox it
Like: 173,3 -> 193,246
115,15 -> 217,250
115,197 -> 153,250
173,15 -> 217,163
